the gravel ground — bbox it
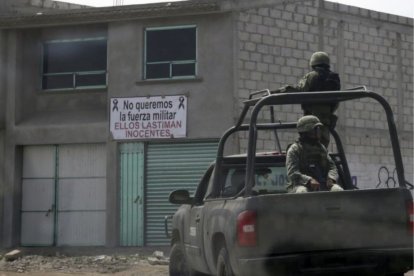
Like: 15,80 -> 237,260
0,248 -> 412,276
0,247 -> 169,276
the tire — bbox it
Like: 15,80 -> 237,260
216,247 -> 234,276
169,243 -> 192,276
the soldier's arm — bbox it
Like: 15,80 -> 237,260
327,154 -> 338,182
286,145 -> 312,187
272,72 -> 315,93
296,72 -> 317,92
270,85 -> 298,94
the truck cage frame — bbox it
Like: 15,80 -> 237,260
213,87 -> 410,197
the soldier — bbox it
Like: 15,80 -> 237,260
273,51 -> 341,147
286,115 -> 343,193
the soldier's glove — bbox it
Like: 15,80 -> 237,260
270,88 -> 283,94
271,85 -> 296,94
326,178 -> 336,189
307,178 -> 320,191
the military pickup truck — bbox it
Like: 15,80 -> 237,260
167,89 -> 413,276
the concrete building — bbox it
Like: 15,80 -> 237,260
0,0 -> 412,247
0,0 -> 87,15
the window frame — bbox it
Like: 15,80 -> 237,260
144,25 -> 197,80
41,37 -> 108,91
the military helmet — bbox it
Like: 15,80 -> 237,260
310,51 -> 330,67
297,115 -> 323,133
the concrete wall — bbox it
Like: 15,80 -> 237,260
1,0 -> 412,247
236,0 -> 413,189
107,13 -> 234,138
0,11 -> 234,247
0,32 -> 7,244
105,13 -> 234,245
14,25 -> 108,145
0,0 -> 87,15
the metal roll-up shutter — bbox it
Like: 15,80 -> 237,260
146,141 -> 218,246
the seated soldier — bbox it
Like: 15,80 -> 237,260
286,115 -> 343,193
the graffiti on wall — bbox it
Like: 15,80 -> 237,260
376,166 -> 413,190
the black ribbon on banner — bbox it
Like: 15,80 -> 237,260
112,99 -> 119,112
178,96 -> 185,109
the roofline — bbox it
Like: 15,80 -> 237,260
0,0 -> 220,29
0,0 -> 411,30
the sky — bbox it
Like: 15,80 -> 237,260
55,0 -> 414,18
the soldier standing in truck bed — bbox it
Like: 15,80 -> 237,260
272,52 -> 341,147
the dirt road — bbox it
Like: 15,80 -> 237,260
0,247 -> 169,276
0,265 -> 168,276
0,263 -> 168,276
0,248 -> 412,276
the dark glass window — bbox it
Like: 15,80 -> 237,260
42,38 -> 107,90
145,26 -> 196,79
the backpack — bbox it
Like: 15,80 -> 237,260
311,69 -> 341,92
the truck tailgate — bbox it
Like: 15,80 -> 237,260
250,188 -> 412,256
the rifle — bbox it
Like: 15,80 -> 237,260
307,164 -> 328,191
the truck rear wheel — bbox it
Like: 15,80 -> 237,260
169,243 -> 192,276
217,247 -> 234,276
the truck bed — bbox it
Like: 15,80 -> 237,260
241,188 -> 412,255
230,187 -> 413,275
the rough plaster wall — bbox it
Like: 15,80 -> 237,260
0,131 -> 4,246
0,31 -> 6,129
236,0 -> 413,189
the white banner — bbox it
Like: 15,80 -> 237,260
110,95 -> 187,140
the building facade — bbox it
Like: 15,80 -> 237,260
0,0 -> 86,15
0,0 -> 412,247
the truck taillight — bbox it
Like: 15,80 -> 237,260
237,211 -> 257,247
408,201 -> 414,234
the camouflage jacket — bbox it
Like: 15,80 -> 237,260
274,67 -> 341,126
286,139 -> 338,192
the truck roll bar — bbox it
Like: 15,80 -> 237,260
244,90 -> 405,195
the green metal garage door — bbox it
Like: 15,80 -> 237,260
120,143 -> 145,246
146,141 -> 218,246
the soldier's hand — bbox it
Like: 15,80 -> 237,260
271,85 -> 290,94
270,88 -> 282,94
327,178 -> 335,188
308,178 -> 320,191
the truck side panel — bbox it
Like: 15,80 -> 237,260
240,188 -> 412,257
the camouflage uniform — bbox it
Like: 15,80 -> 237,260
274,52 -> 341,147
286,139 -> 339,193
286,115 -> 342,193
